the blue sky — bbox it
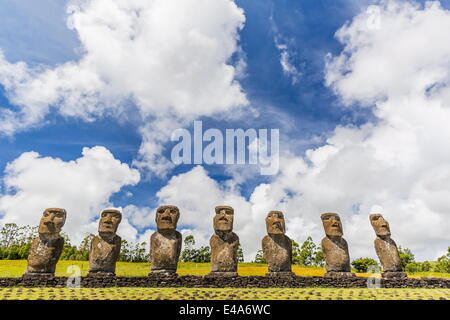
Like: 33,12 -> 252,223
0,0 -> 370,201
0,0 -> 449,261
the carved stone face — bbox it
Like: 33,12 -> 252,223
38,208 -> 66,237
98,209 -> 122,237
370,213 -> 391,237
156,205 -> 180,231
321,213 -> 343,237
213,206 -> 234,232
266,211 -> 285,235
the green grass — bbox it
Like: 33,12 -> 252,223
0,287 -> 448,300
1,260 -> 449,278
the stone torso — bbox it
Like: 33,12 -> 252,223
374,237 -> 402,272
210,232 -> 239,272
26,236 -> 64,274
262,234 -> 292,272
150,231 -> 182,272
89,235 -> 121,274
321,236 -> 351,272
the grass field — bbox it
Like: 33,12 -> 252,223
1,260 -> 449,300
1,260 -> 449,279
0,287 -> 448,300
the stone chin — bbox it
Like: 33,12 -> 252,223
99,231 -> 116,239
157,223 -> 177,231
326,229 -> 343,237
267,226 -> 284,235
38,226 -> 61,238
214,224 -> 232,232
375,228 -> 391,237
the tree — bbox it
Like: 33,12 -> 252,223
298,237 -> 318,266
435,247 -> 450,273
398,246 -> 415,270
237,245 -> 244,262
253,249 -> 266,263
292,237 -> 323,267
195,246 -> 211,263
180,235 -> 196,262
351,257 -> 379,273
313,249 -> 325,267
291,239 -> 301,265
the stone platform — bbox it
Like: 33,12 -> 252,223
0,274 -> 449,289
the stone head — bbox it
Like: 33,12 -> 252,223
266,210 -> 285,235
156,205 -> 180,231
98,209 -> 122,237
213,206 -> 234,232
38,208 -> 66,238
369,213 -> 391,237
321,213 -> 343,237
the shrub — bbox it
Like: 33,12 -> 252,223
351,257 -> 379,273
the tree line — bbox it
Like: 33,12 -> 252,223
0,223 -> 148,262
0,223 -> 449,273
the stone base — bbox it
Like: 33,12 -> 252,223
22,273 -> 55,279
382,271 -> 408,279
266,272 -> 296,277
148,270 -> 178,277
206,272 -> 239,278
87,272 -> 116,277
324,272 -> 356,278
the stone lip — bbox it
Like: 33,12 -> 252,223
266,272 -> 296,277
1,275 -> 448,289
382,272 -> 408,279
22,273 -> 55,279
206,272 -> 239,278
87,272 -> 116,277
324,272 -> 356,278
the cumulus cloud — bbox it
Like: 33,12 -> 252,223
0,0 -> 248,175
149,0 -> 450,261
0,146 -> 140,244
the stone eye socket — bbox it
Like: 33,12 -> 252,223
170,209 -> 177,214
158,209 -> 165,214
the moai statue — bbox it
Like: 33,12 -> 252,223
150,205 -> 182,275
320,213 -> 355,278
370,213 -> 407,279
88,209 -> 122,276
25,208 -> 66,277
208,206 -> 239,277
262,211 -> 294,276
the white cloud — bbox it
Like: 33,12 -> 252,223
0,0 -> 248,176
270,15 -> 302,85
146,0 -> 450,262
0,146 -> 140,244
274,38 -> 301,85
